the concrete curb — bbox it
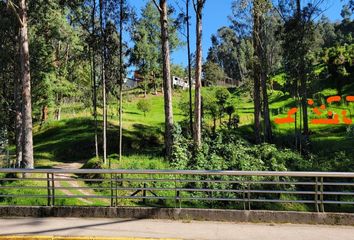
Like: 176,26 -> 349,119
0,206 -> 353,225
0,236 -> 178,240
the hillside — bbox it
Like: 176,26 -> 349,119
10,82 -> 349,172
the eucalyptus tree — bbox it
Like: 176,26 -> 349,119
99,0 -> 108,164
277,0 -> 326,150
175,0 -> 194,135
5,0 -> 34,168
152,0 -> 174,159
130,2 -> 161,96
253,0 -> 272,143
207,27 -> 243,86
131,1 -> 181,158
117,0 -> 133,162
20,0 -> 33,168
231,0 -> 273,143
192,0 -> 206,147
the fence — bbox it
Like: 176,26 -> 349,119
0,168 -> 354,212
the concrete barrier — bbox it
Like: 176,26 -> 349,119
0,206 -> 353,225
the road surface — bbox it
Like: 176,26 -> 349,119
0,218 -> 354,240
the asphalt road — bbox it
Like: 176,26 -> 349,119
1,218 -> 354,240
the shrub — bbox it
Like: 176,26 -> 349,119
80,157 -> 108,180
137,99 -> 152,116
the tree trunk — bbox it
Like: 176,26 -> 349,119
260,9 -> 272,143
91,0 -> 99,158
300,74 -> 309,136
55,106 -> 61,121
14,55 -> 23,168
261,70 -> 272,143
157,0 -> 174,159
296,0 -> 309,137
118,0 -> 124,163
253,0 -> 261,144
40,105 -> 48,129
19,0 -> 34,168
186,0 -> 193,136
193,0 -> 205,147
100,0 -> 107,164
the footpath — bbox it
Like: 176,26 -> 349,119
1,217 -> 354,240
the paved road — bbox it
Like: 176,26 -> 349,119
1,218 -> 354,240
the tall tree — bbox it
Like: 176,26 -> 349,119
19,0 -> 34,168
207,27 -> 243,86
152,0 -> 174,159
91,0 -> 99,158
99,0 -> 107,164
118,0 -> 124,163
193,0 -> 206,147
252,0 -> 262,144
186,0 -> 193,135
258,0 -> 272,143
279,0 -> 325,150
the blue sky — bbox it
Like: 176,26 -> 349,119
128,0 -> 346,69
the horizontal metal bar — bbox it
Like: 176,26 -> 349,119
2,169 -> 354,178
0,194 -> 49,198
1,193 -> 351,205
323,201 -> 354,205
0,178 -> 49,181
177,197 -> 315,204
176,179 -> 317,185
0,186 -> 49,190
53,195 -> 111,199
323,182 -> 354,186
115,187 -> 317,195
323,192 -> 354,196
249,199 -> 316,204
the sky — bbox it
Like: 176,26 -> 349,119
128,0 -> 346,71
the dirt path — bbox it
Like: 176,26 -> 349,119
53,163 -> 108,205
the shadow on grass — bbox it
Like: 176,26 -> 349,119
34,118 -> 165,165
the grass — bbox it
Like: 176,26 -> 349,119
1,80 -> 353,208
26,84 -> 354,171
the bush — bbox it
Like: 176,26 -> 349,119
80,157 -> 108,180
137,99 -> 152,116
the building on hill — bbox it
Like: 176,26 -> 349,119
172,76 -> 195,90
214,77 -> 239,87
124,77 -> 140,89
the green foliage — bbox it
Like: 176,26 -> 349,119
80,157 -> 108,180
215,88 -> 231,106
171,127 -> 299,172
130,1 -> 182,92
323,44 -> 354,94
206,26 -> 253,85
137,99 -> 152,116
203,61 -> 226,85
82,157 -> 107,170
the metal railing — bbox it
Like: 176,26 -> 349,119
0,168 -> 354,212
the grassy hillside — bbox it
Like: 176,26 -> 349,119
32,92 -> 186,169
22,82 -> 353,172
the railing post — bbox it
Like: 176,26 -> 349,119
110,173 -> 114,207
51,173 -> 55,206
47,173 -> 51,206
143,182 -> 146,204
174,175 -> 177,208
115,173 -> 118,207
242,179 -> 246,210
315,177 -> 319,212
320,177 -> 325,212
247,180 -> 251,210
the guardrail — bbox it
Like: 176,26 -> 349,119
0,168 -> 354,212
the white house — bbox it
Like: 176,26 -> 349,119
172,76 -> 194,90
